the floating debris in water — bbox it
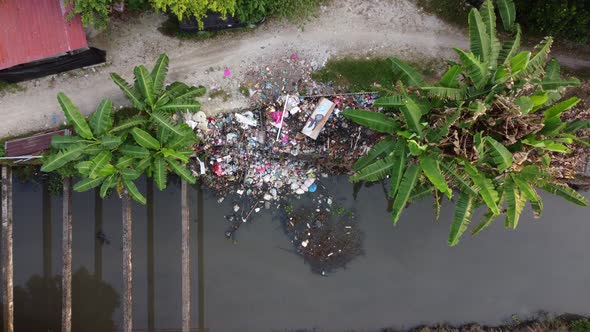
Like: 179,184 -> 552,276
281,198 -> 362,275
189,93 -> 380,239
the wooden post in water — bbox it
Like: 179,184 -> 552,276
181,180 -> 190,332
94,189 -> 103,280
61,177 -> 73,332
1,166 -> 13,332
146,181 -> 155,332
197,182 -> 205,331
121,191 -> 133,332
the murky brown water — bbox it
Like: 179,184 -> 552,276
2,175 -> 590,331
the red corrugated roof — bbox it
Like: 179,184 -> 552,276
0,0 -> 88,70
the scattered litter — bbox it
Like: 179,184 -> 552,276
301,98 -> 335,140
282,201 -> 362,275
187,93 -> 380,238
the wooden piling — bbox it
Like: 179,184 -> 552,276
197,182 -> 205,331
146,181 -> 155,332
1,166 -> 13,332
122,190 -> 133,332
61,177 -> 72,332
94,189 -> 103,280
181,180 -> 190,332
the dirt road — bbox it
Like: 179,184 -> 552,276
0,0 -> 586,138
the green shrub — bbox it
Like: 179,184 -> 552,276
416,0 -> 471,27
235,0 -> 325,24
65,0 -> 112,29
516,0 -> 590,44
342,0 -> 589,246
125,0 -> 151,12
572,319 -> 590,332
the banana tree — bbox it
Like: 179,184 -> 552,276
41,93 -> 197,203
344,0 -> 589,246
110,53 -> 206,137
41,54 -> 202,332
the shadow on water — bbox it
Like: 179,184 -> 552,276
0,267 -> 119,331
2,173 -> 590,331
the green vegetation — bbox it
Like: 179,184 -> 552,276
343,0 -> 589,246
151,0 -> 235,26
235,0 -> 326,24
209,88 -> 231,101
0,81 -> 26,94
312,58 -> 395,92
416,0 -> 471,27
159,17 -> 252,40
66,0 -> 324,30
312,57 -> 445,92
515,0 -> 590,44
41,53 -> 203,204
65,0 -> 112,29
573,319 -> 590,332
418,0 -> 590,44
395,315 -> 589,331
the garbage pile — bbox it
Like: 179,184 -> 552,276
185,93 -> 379,255
187,93 -> 381,202
282,197 -> 363,275
242,52 -> 335,103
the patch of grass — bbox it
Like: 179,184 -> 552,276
209,89 -> 232,102
572,319 -> 590,332
0,81 -> 26,94
239,85 -> 250,98
312,56 -> 446,92
312,57 -> 395,92
415,0 -> 471,27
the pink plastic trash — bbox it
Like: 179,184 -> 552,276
269,111 -> 283,125
224,67 -> 231,77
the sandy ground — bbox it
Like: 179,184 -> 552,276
0,0 -> 587,138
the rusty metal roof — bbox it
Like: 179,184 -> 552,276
0,0 -> 88,70
4,130 -> 67,157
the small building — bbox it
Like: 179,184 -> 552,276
0,0 -> 105,82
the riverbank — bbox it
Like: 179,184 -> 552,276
384,314 -> 590,332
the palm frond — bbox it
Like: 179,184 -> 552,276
498,25 -> 521,65
539,183 -> 588,207
390,57 -> 425,87
57,92 -> 94,139
151,53 -> 169,95
401,97 -> 424,136
448,192 -> 475,246
134,65 -> 156,107
89,99 -> 113,136
354,137 -> 397,171
110,73 -> 145,110
468,8 -> 490,62
504,177 -> 526,229
420,87 -> 467,101
454,48 -> 489,89
342,110 -> 399,134
463,162 -> 500,214
391,164 -> 421,225
485,137 -> 513,171
496,0 -> 516,31
351,154 -> 396,183
419,154 -> 452,199
471,209 -> 498,236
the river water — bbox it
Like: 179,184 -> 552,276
2,175 -> 590,331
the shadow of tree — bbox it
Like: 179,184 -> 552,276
1,267 -> 119,332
